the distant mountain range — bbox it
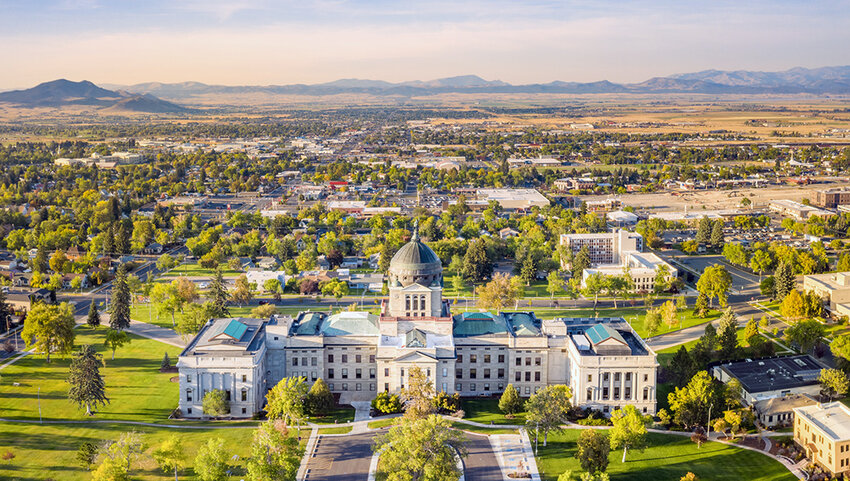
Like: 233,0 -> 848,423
0,79 -> 187,112
102,67 -> 850,99
3,66 -> 850,112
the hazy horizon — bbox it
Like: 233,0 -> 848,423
2,0 -> 850,90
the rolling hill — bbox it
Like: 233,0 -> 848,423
0,79 -> 187,112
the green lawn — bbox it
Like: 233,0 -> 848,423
449,421 -> 518,435
130,304 -> 313,330
536,430 -> 796,481
160,262 -> 242,278
461,398 -> 526,425
308,405 -> 356,425
0,328 -> 181,423
318,426 -> 353,435
367,418 -> 398,429
0,422 -> 308,481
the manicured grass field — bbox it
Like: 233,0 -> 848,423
0,328 -> 181,423
367,418 -> 398,429
0,422 -> 308,481
449,421 -> 519,435
130,304 -> 312,330
159,262 -> 242,278
461,397 -> 526,425
536,430 -> 797,481
318,426 -> 353,435
308,405 -> 356,424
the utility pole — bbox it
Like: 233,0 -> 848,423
38,386 -> 42,424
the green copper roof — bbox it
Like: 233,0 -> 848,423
505,312 -> 540,337
453,311 -> 508,337
585,323 -> 626,346
295,312 -> 325,335
209,319 -> 248,341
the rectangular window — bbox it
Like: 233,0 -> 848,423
370,355 -> 375,363
356,355 -> 362,363
515,371 -> 521,382
384,368 -> 389,376
470,354 -> 477,363
328,368 -> 334,379
586,388 -> 592,401
329,383 -> 334,390
342,383 -> 348,391
457,354 -> 463,363
456,383 -> 462,391
470,368 -> 477,379
371,383 -> 376,391
456,369 -> 463,379
442,382 -> 447,392
370,368 -> 376,379
625,373 -> 631,382
470,383 -> 476,391
442,368 -> 448,377
356,368 -> 362,379
525,358 -> 531,366
644,374 -> 649,382
312,372 -> 317,381
603,387 -> 609,400
328,354 -> 334,363
385,383 -> 390,392
242,390 -> 247,402
587,374 -> 592,383
187,375 -> 192,383
484,369 -> 491,379
186,390 -> 193,402
498,354 -> 505,363
225,390 -> 231,401
525,372 -> 531,382
614,387 -> 620,400
341,354 -> 348,363
498,383 -> 504,391
525,387 -> 530,395
484,355 -> 491,363
535,372 -> 541,382
311,357 -> 317,367
614,373 -> 621,382
624,387 -> 631,400
603,373 -> 610,382
292,358 -> 299,366
498,368 -> 505,378
342,368 -> 348,379
484,383 -> 490,391
535,357 -> 541,366
356,383 -> 362,391
242,375 -> 247,382
516,357 -> 521,366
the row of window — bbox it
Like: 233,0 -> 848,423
455,383 -> 538,395
328,368 -> 376,379
186,388 -> 248,403
455,368 -> 506,379
589,373 -> 650,384
326,354 -> 376,364
586,386 -> 650,401
328,383 -> 376,392
455,354 -> 542,366
185,374 -> 249,383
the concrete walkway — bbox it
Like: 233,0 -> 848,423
488,430 -> 541,481
125,318 -> 186,348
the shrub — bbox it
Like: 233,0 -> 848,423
371,392 -> 402,414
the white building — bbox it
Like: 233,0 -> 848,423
178,229 -> 658,418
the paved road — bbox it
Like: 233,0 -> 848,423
464,433 -> 503,481
306,431 -> 376,481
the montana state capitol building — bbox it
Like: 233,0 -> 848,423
178,231 -> 659,418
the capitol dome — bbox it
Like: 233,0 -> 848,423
388,229 -> 442,288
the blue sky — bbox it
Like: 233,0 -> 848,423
1,0 -> 849,88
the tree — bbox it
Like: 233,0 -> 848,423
161,352 -> 171,370
207,266 -> 230,317
173,276 -> 198,307
232,274 -> 253,307
22,302 -> 76,363
462,239 -> 493,282
785,319 -> 826,354
152,435 -> 185,481
477,273 -> 519,311
547,271 -> 565,299
681,473 -> 700,481
695,216 -> 712,245
606,276 -> 629,308
306,378 -> 334,416
499,383 -> 523,416
668,371 -> 718,429
266,377 -> 308,426
525,385 -> 572,446
252,304 -> 278,318
694,292 -> 709,318
91,456 -> 130,481
710,219 -> 724,246
401,366 -> 435,420
151,282 -> 181,327
67,344 -> 109,416
695,265 -> 732,309
644,308 -> 662,336
831,334 -> 850,362
245,420 -> 303,481
774,261 -> 795,301
661,300 -> 678,329
263,278 -> 282,301
572,246 -> 591,279
195,437 -> 230,481
690,427 -> 707,449
102,431 -> 145,472
610,405 -> 651,463
104,329 -> 131,360
77,442 -> 99,469
780,290 -> 806,321
669,346 -> 695,387
203,389 -> 229,418
178,302 -> 212,340
749,250 -> 772,281
374,415 -> 466,481
717,308 -> 739,359
87,301 -> 101,328
372,391 -> 403,414
157,253 -> 178,272
583,273 -> 606,310
722,243 -> 747,266
760,276 -> 776,299
109,265 -> 131,331
724,378 -> 743,409
744,318 -> 760,347
819,368 -> 850,401
723,410 -> 743,439
575,429 -> 610,475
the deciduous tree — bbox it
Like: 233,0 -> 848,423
374,415 -> 466,481
22,302 -> 76,363
819,368 -> 849,401
152,435 -> 185,481
194,437 -> 231,481
575,429 -> 610,475
202,389 -> 229,418
104,329 -> 131,360
266,377 -> 308,426
525,385 -> 572,446
610,405 -> 651,462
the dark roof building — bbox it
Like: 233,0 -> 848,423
713,355 -> 824,405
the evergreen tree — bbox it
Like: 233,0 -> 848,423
695,216 -> 712,244
33,245 -> 48,273
378,243 -> 392,274
774,261 -> 795,301
68,345 -> 109,416
572,246 -> 591,279
669,346 -> 695,387
717,308 -> 739,359
103,224 -> 115,255
86,301 -> 101,328
207,267 -> 230,317
710,220 -> 724,246
462,239 -> 492,282
161,352 -> 171,370
115,222 -> 131,254
109,265 -> 131,331
499,383 -> 523,416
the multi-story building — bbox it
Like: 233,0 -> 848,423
816,187 -> 850,208
803,271 -> 850,316
794,402 -> 850,476
561,230 -> 675,293
178,229 -> 659,418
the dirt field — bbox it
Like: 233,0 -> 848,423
582,181 -> 850,213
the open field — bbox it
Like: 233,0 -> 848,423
536,430 -> 797,481
0,328 -> 181,423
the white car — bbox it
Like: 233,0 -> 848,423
198,282 -> 209,289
